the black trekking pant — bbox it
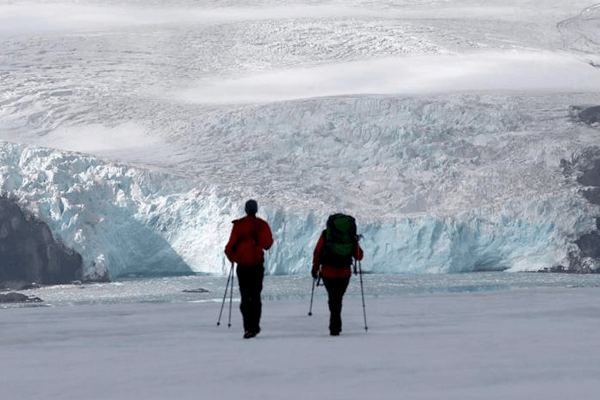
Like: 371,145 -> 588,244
322,276 -> 351,334
236,264 -> 264,333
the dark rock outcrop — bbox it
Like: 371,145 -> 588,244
0,196 -> 83,285
0,292 -> 43,303
578,159 -> 600,187
578,105 -> 600,126
575,231 -> 600,259
558,145 -> 600,273
582,188 -> 600,205
182,288 -> 209,293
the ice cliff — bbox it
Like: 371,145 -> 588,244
1,98 -> 599,280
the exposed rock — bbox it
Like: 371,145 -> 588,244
0,292 -> 43,303
182,288 -> 209,293
557,146 -> 600,273
568,251 -> 600,273
579,159 -> 600,187
575,232 -> 600,259
571,105 -> 600,126
578,105 -> 600,125
0,196 -> 84,285
581,188 -> 600,205
540,251 -> 600,274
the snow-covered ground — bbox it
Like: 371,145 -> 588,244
1,0 -> 600,278
3,283 -> 600,400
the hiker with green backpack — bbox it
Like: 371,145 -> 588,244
312,214 -> 363,336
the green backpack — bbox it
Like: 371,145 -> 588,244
320,214 -> 357,266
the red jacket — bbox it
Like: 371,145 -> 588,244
312,231 -> 363,279
225,216 -> 273,266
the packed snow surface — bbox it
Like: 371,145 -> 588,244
1,0 -> 600,278
3,280 -> 600,400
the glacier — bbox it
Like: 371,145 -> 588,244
1,0 -> 600,280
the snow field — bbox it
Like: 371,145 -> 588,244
2,287 -> 600,400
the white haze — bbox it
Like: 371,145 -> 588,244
178,51 -> 600,104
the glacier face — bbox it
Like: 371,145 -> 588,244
0,142 -> 234,278
1,0 -> 600,279
1,99 -> 598,279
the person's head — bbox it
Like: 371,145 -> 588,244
245,199 -> 258,216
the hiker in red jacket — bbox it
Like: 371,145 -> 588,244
225,200 -> 273,339
312,215 -> 363,336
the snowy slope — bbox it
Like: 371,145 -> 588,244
1,0 -> 600,279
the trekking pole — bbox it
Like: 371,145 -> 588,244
308,275 -> 322,316
357,260 -> 368,332
308,277 -> 316,316
228,263 -> 234,328
217,262 -> 234,327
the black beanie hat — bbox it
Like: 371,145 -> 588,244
245,199 -> 258,216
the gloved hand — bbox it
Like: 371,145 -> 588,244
311,268 -> 319,279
